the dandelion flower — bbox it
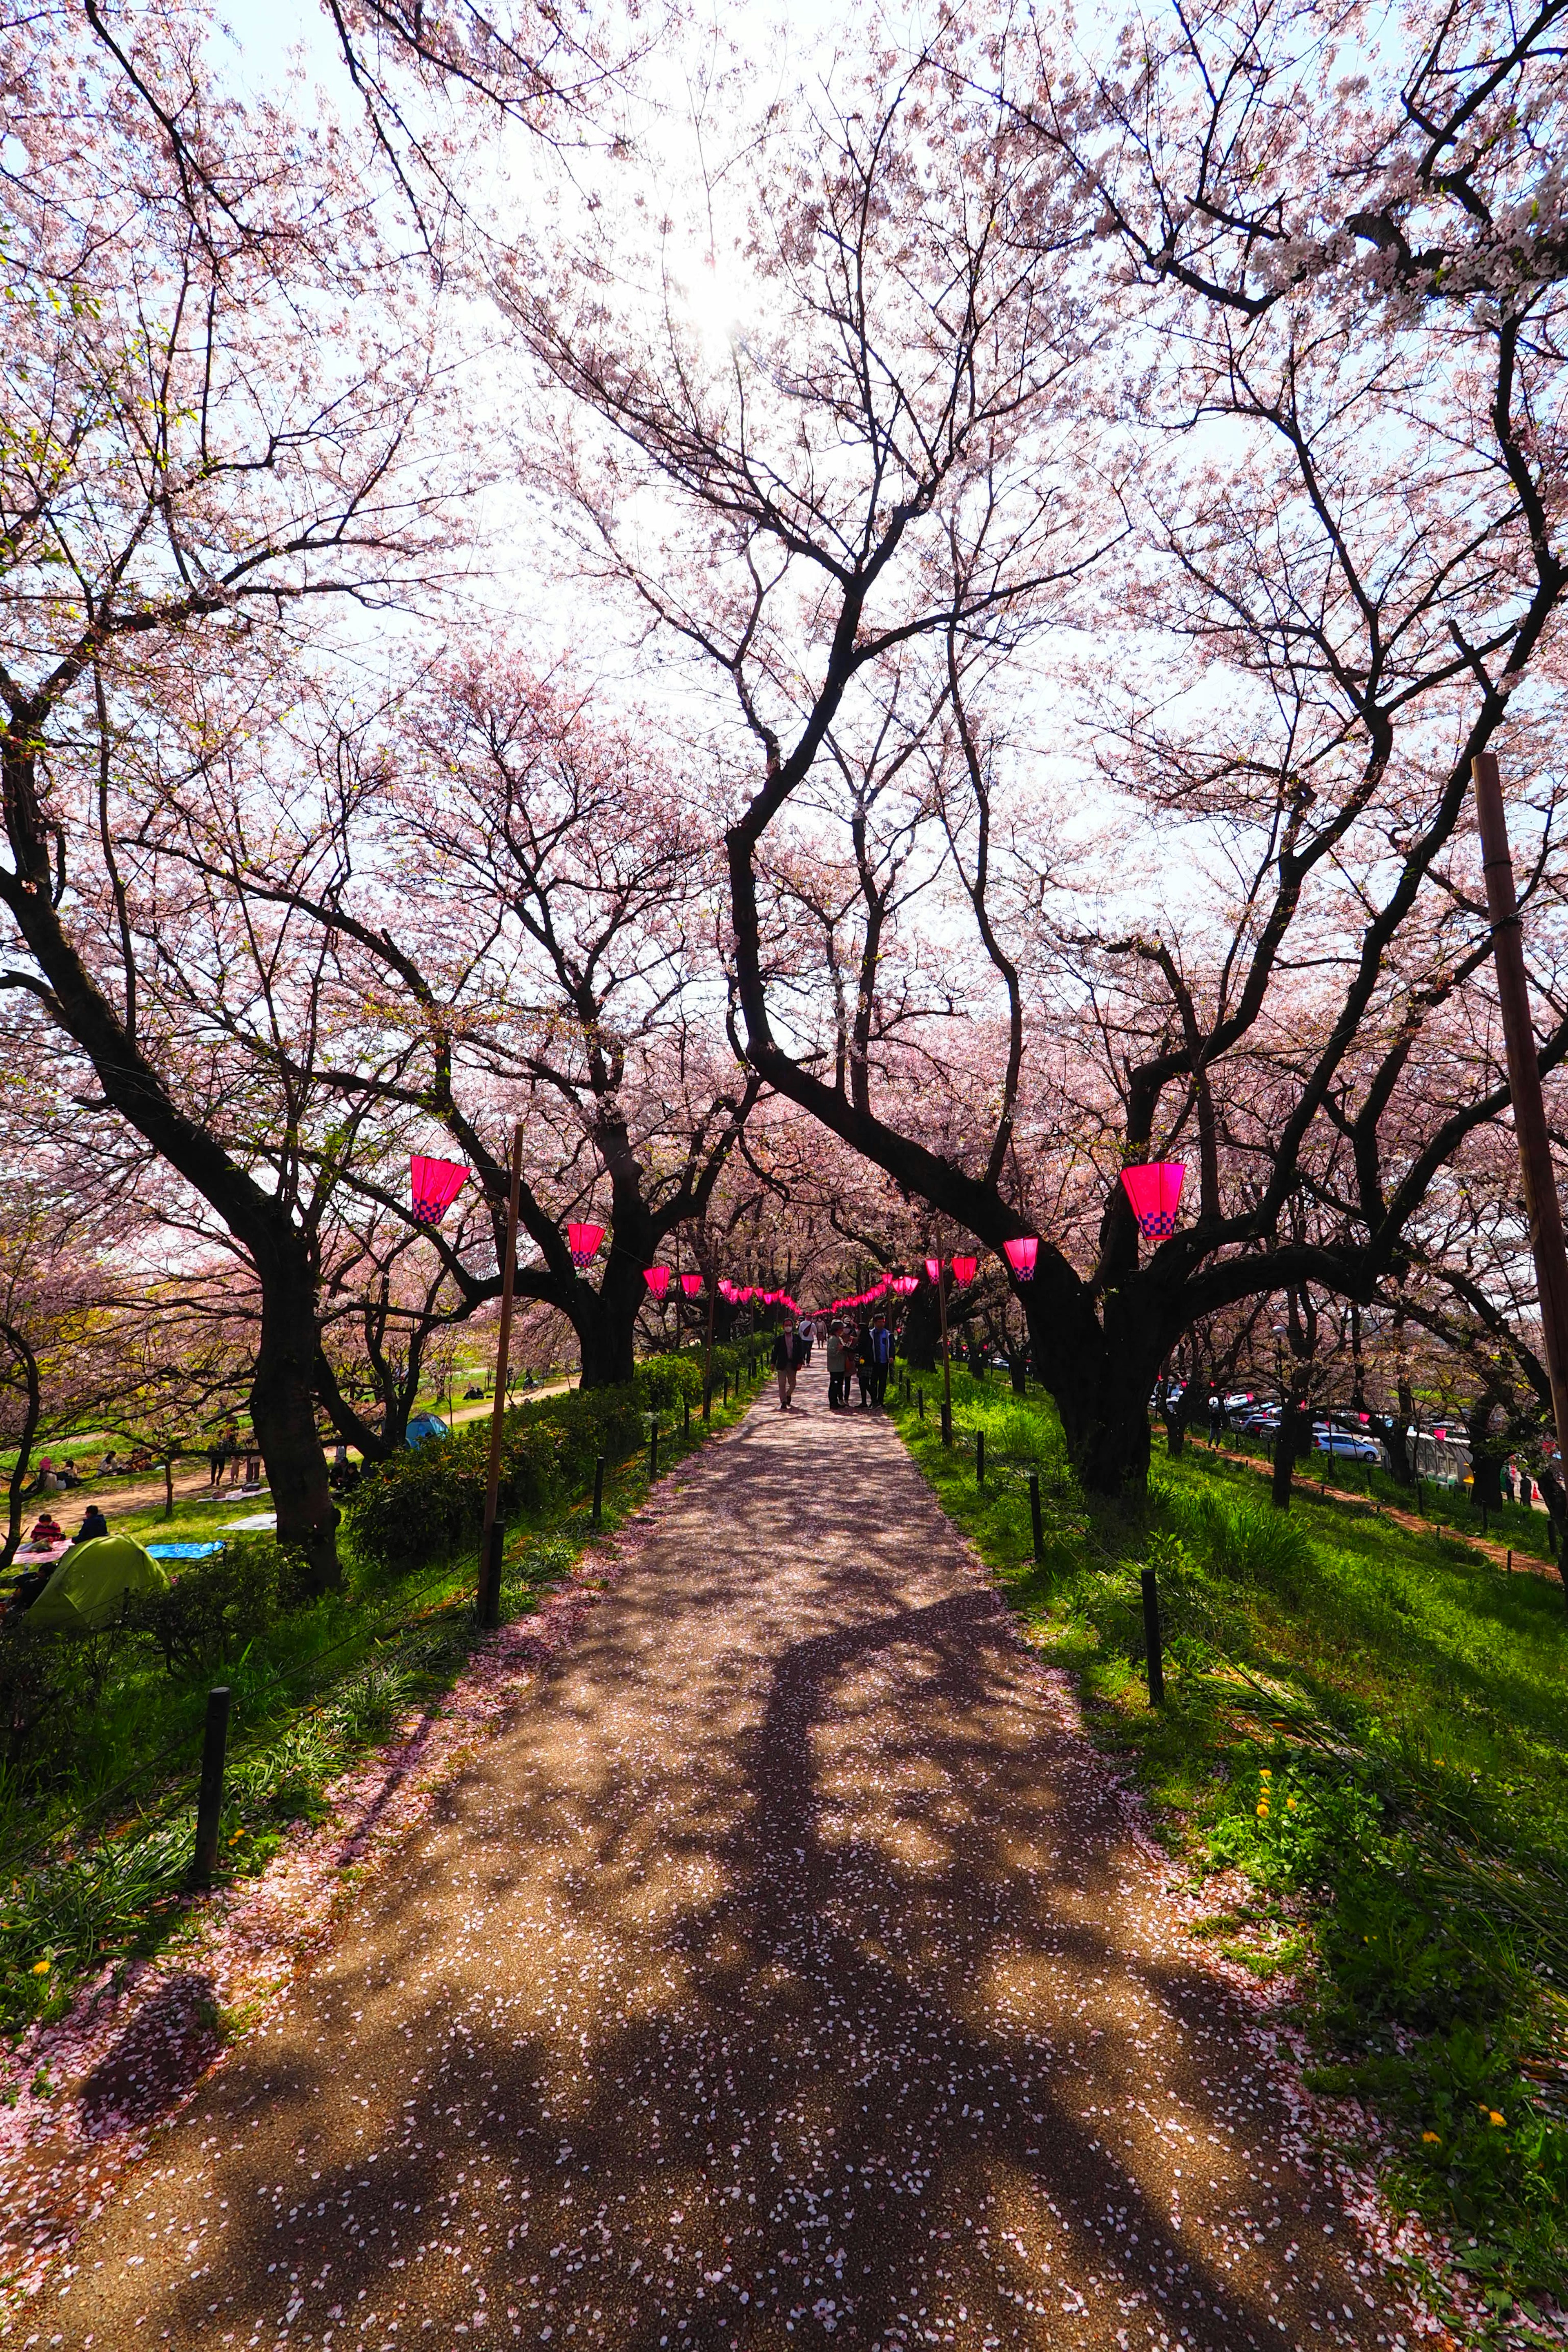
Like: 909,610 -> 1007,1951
1421,2132 -> 1441,2146
30,1959 -> 49,1977
1488,2111 -> 1506,2128
1259,1768 -> 1272,1782
1286,1797 -> 1298,1811
1256,1802 -> 1270,1817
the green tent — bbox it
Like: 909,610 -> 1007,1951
27,1535 -> 168,1634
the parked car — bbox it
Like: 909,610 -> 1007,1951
1235,1406 -> 1281,1434
1312,1425 -> 1381,1462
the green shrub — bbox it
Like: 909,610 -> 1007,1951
346,1348 -> 751,1571
127,1539 -> 313,1677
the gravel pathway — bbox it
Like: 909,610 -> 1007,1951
46,1367 -> 1430,2351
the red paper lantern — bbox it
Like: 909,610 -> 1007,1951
890,1275 -> 918,1298
567,1220 -> 605,1270
644,1265 -> 670,1300
924,1255 -> 942,1285
410,1154 -> 468,1226
1120,1162 -> 1186,1241
681,1272 -> 703,1299
951,1254 -> 978,1285
1003,1237 -> 1038,1283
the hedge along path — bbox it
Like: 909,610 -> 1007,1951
43,1361 -> 1437,2352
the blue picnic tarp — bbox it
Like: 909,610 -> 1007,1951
145,1542 -> 224,1561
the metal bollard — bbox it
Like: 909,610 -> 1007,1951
592,1452 -> 605,1527
1140,1569 -> 1165,1706
191,1685 -> 232,1889
1029,1471 -> 1044,1564
479,1517 -> 505,1629
976,1430 -> 985,1486
649,1416 -> 659,1481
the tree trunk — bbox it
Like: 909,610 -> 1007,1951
1026,1286 -> 1160,1497
249,1246 -> 339,1591
901,1287 -> 942,1372
0,1322 -> 41,1575
1271,1392 -> 1312,1508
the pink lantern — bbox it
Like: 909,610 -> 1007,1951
924,1255 -> 942,1285
951,1254 -> 978,1285
1120,1162 -> 1186,1242
890,1274 -> 918,1298
1003,1236 -> 1038,1283
410,1154 -> 468,1226
680,1272 -> 703,1299
567,1220 -> 605,1270
644,1265 -> 670,1300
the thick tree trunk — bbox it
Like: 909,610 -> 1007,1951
250,1247 -> 340,1591
1025,1285 -> 1160,1497
900,1287 -> 941,1372
1271,1392 -> 1312,1508
0,1322 -> 41,1575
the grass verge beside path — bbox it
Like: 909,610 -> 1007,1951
888,1367 -> 1568,2334
0,1350 -> 768,2051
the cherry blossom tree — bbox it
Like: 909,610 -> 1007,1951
0,0 -> 478,1584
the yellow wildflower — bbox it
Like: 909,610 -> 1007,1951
1488,2111 -> 1506,2129
30,1959 -> 49,1978
1421,2132 -> 1441,2146
1286,1797 -> 1298,1811
1256,1802 -> 1270,1818
1259,1768 -> 1272,1782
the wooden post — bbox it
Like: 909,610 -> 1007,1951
592,1452 -> 604,1528
190,1685 -> 232,1889
1140,1571 -> 1165,1706
479,1124 -> 523,1621
917,1386 -> 924,1422
1507,1547 -> 1513,1574
1476,752 -> 1568,1607
703,1276 -> 716,1422
938,1261 -> 953,1447
1029,1471 -> 1044,1563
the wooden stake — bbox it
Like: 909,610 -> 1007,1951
479,1123 -> 523,1625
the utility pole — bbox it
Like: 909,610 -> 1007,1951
1474,751 -> 1568,1605
478,1123 -> 524,1627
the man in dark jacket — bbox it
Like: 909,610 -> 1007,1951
772,1321 -> 806,1411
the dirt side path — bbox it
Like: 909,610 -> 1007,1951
47,1370 -> 1431,2351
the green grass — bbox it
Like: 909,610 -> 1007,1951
889,1366 -> 1568,2325
0,1354 -> 770,2047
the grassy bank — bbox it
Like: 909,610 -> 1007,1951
889,1368 -> 1568,2328
0,1347 -> 768,2046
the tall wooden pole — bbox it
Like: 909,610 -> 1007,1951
703,1268 -> 717,1422
938,1258 -> 953,1446
479,1123 -> 523,1624
1475,753 -> 1568,1599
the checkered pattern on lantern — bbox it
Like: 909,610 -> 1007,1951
1138,1209 -> 1177,1240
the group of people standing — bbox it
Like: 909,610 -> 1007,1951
771,1316 -> 894,1411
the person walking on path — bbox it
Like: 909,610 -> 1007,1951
870,1312 -> 893,1405
772,1316 -> 806,1410
856,1319 -> 876,1407
825,1321 -> 847,1408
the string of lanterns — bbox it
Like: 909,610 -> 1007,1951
407,1154 -> 1189,1286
